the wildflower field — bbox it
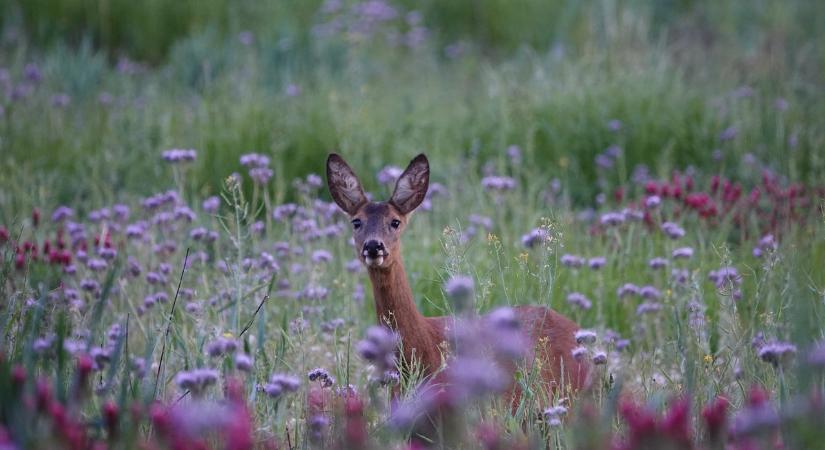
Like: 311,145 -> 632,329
1,0 -> 825,448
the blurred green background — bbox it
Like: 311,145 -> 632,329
0,0 -> 823,216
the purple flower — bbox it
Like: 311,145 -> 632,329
648,257 -> 668,269
544,405 -> 568,419
566,292 -> 592,310
285,84 -> 301,97
272,203 -> 299,221
729,402 -> 780,438
672,247 -> 694,259
719,126 -> 738,142
595,154 -> 614,170
672,269 -> 690,284
588,257 -> 606,270
623,208 -> 644,221
758,341 -> 797,367
345,258 -> 362,273
311,250 -> 333,264
506,145 -> 521,164
600,212 -> 625,227
190,227 -> 208,240
592,351 -> 608,365
175,368 -> 219,395
617,283 -> 640,299
708,266 -> 742,288
264,373 -> 301,398
560,254 -> 584,268
357,326 -> 398,372
639,285 -> 662,300
24,63 -> 42,82
80,279 -> 99,292
446,356 -> 508,398
234,353 -> 253,372
125,223 -> 147,239
636,302 -> 662,315
51,206 -> 75,222
145,272 -> 165,285
300,285 -> 329,301
112,205 -> 128,221
238,30 -> 254,46
571,346 -> 588,361
468,214 -> 493,231
444,275 -> 474,311
807,342 -> 825,367
521,228 -> 550,248
51,93 -> 71,108
321,318 -> 346,333
645,195 -> 661,208
376,166 -> 403,185
661,222 -> 685,239
86,258 -> 108,272
202,196 -> 220,213
206,337 -> 237,357
607,119 -> 623,132
575,330 -> 597,345
306,173 -> 323,188
481,307 -> 529,359
161,148 -> 197,163
481,176 -> 517,192
249,167 -> 273,185
307,368 -> 334,387
753,234 -> 777,258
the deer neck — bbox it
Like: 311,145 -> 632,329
367,257 -> 425,332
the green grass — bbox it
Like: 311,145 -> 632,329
1,0 -> 825,448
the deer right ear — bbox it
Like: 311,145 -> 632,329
326,154 -> 367,216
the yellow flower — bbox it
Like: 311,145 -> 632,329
703,354 -> 713,365
559,157 -> 569,168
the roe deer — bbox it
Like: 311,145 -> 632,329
326,153 -> 589,400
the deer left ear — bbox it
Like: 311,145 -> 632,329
390,154 -> 429,215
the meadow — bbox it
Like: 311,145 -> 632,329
1,0 -> 825,448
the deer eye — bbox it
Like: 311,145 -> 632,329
390,219 -> 401,229
351,219 -> 362,230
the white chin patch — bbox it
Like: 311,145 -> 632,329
364,256 -> 384,267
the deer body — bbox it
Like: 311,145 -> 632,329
327,153 -> 589,398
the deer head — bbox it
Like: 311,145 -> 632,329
326,153 -> 429,270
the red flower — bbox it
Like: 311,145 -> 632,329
701,396 -> 729,442
103,401 -> 119,437
661,397 -> 691,445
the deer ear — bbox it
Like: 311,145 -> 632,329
390,154 -> 429,215
327,154 -> 367,216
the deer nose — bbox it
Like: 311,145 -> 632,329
363,240 -> 385,258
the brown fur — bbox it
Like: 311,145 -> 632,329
327,153 -> 590,403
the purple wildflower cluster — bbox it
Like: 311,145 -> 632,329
240,152 -> 273,185
263,373 -> 301,398
521,227 -> 550,248
175,368 -> 220,396
308,367 -> 335,387
356,325 -> 399,381
481,176 -> 517,192
161,148 -> 197,163
444,274 -> 475,312
313,0 -> 429,49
